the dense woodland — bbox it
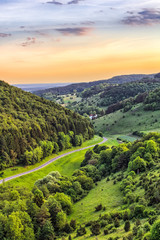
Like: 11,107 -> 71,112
0,81 -> 94,169
0,132 -> 160,239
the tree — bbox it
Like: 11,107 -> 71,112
114,217 -> 120,228
54,192 -> 72,215
56,211 -> 66,231
90,222 -> 101,235
124,220 -> 130,232
40,220 -> 55,240
128,156 -> 146,173
33,189 -> 44,207
36,205 -> 50,227
151,219 -> 160,240
5,212 -> 24,240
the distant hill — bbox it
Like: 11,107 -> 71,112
49,75 -> 159,116
0,81 -> 94,169
34,73 -> 154,96
13,83 -> 70,93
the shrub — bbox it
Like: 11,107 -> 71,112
95,204 -> 103,212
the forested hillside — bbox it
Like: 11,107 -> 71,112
67,76 -> 160,116
0,81 -> 94,169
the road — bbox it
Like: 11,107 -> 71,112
0,137 -> 107,184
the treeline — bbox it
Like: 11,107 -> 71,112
82,132 -> 160,175
23,132 -> 84,166
0,81 -> 94,169
106,85 -> 160,115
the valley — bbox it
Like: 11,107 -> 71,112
0,75 -> 160,240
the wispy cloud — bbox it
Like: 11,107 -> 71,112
21,37 -> 36,47
0,33 -> 11,37
56,27 -> 91,36
122,8 -> 160,25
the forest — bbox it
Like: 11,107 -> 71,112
0,81 -> 94,170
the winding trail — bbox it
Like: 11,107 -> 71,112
0,137 -> 107,184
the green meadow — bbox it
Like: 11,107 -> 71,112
93,104 -> 160,136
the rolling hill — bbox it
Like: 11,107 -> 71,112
0,80 -> 94,170
34,73 -> 154,97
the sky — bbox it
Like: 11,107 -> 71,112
0,0 -> 160,84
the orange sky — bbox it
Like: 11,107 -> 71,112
0,0 -> 160,84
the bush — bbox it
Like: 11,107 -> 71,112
95,204 -> 103,212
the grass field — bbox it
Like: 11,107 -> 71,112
93,104 -> 160,136
0,136 -> 103,182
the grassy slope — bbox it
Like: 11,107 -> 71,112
1,136 -> 103,184
93,103 -> 160,136
69,177 -> 123,224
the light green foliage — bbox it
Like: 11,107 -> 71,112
56,211 -> 67,230
54,192 -> 72,215
128,156 -> 146,173
33,189 -> 44,207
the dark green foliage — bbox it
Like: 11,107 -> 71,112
124,221 -> 130,232
68,235 -> 72,240
150,220 -> 160,240
95,204 -> 103,212
40,220 -> 55,240
114,217 -> 120,228
90,222 -> 101,235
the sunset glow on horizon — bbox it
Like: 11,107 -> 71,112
0,0 -> 160,84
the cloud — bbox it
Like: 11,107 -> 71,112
81,21 -> 95,25
21,37 -> 36,47
68,0 -> 82,5
56,27 -> 91,36
46,1 -> 63,5
0,33 -> 11,37
122,8 -> 160,25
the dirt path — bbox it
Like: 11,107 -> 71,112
0,137 -> 107,184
